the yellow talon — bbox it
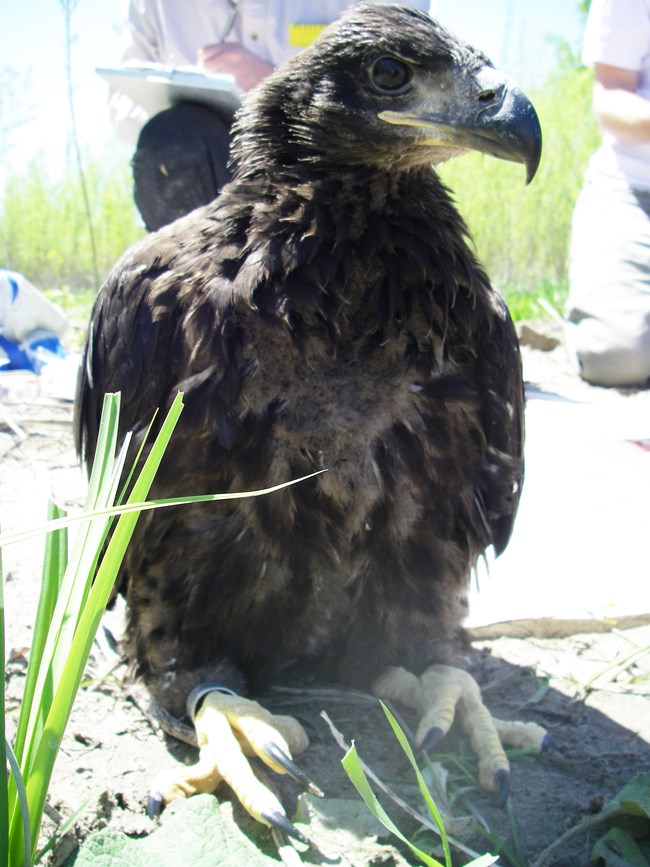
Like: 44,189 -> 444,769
493,717 -> 547,751
149,745 -> 224,803
148,690 -> 310,832
373,664 -> 547,800
203,693 -> 309,761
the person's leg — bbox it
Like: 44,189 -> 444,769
566,175 -> 650,388
132,102 -> 233,232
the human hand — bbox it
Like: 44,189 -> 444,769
593,63 -> 650,143
198,43 -> 274,91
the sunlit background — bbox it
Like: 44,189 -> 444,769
2,0 -> 585,180
0,1 -> 594,310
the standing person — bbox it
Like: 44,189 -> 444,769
110,0 -> 434,231
566,0 -> 650,388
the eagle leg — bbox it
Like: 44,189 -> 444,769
147,689 -> 321,842
373,665 -> 547,807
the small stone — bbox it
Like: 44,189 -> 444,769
517,321 -> 562,352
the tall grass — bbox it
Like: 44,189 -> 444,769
0,151 -> 144,293
2,392 -> 182,866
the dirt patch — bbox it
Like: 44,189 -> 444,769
2,334 -> 649,867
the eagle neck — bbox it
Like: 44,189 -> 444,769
221,166 -> 486,358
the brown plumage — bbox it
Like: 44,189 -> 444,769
75,3 -> 542,825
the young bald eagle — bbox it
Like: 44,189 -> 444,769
76,3 -> 543,840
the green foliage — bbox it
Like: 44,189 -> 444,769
73,796 -> 279,867
591,774 -> 650,866
0,152 -> 144,293
76,794 -> 414,866
342,703 -> 497,867
2,393 -> 185,865
439,47 -> 600,315
592,828 -> 650,867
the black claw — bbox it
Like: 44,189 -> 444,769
261,808 -> 311,845
263,741 -> 324,797
541,733 -> 557,752
419,726 -> 445,754
146,791 -> 164,818
494,768 -> 510,809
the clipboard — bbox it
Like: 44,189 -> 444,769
97,63 -> 243,117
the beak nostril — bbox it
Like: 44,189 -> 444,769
478,90 -> 498,103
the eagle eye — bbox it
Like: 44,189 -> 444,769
369,56 -> 411,92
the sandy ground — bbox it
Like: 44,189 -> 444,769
1,325 -> 649,866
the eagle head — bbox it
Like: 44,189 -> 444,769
232,3 -> 542,182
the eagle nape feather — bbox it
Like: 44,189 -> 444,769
75,3 -> 544,841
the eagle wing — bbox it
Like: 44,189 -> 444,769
75,210 -> 236,467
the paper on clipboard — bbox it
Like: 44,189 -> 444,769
97,63 -> 243,117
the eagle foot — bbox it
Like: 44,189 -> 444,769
373,664 -> 547,807
147,689 -> 318,842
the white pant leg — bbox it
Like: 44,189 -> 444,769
565,174 -> 650,388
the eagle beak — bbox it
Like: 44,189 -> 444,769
378,67 -> 542,184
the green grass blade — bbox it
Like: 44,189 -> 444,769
380,703 -> 453,866
7,394 -> 127,864
6,397 -> 124,859
7,504 -> 70,863
12,503 -> 67,767
34,789 -> 98,863
12,398 -> 124,787
53,396 -> 125,642
17,393 -> 184,864
1,544 -> 8,867
5,740 -> 30,867
343,705 -> 498,867
83,392 -> 122,512
462,856 -> 498,867
0,470 -> 326,549
114,408 -> 158,508
341,742 -> 445,867
379,704 -> 498,867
